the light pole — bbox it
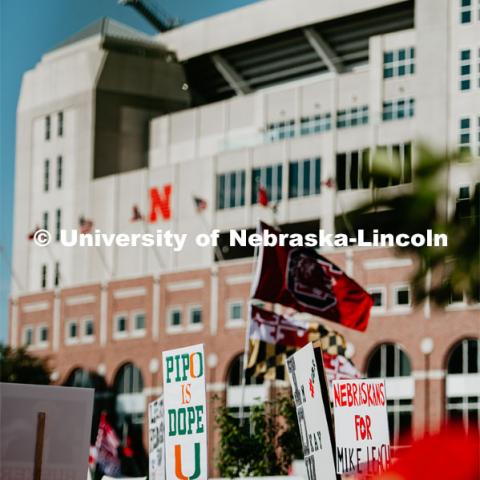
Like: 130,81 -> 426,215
420,337 -> 434,435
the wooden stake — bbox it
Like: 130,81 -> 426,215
33,412 -> 46,480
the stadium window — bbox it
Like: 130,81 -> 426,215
23,327 -> 34,347
216,170 -> 246,210
393,285 -> 411,308
478,116 -> 480,155
368,287 -> 386,313
288,158 -> 321,198
336,149 -> 370,191
54,261 -> 60,287
41,264 -> 47,289
373,143 -> 412,187
367,343 -> 413,445
114,362 -> 144,425
336,106 -> 368,129
189,306 -> 203,326
446,338 -> 480,434
58,111 -> 63,137
57,156 -> 63,188
460,0 -> 472,23
383,47 -> 415,78
382,98 -> 415,121
300,113 -> 331,136
251,164 -> 283,204
460,49 -> 471,90
168,308 -> 182,331
38,325 -> 48,345
42,211 -> 49,231
459,117 -> 471,154
227,301 -> 244,327
114,314 -> 128,338
45,115 -> 51,140
44,159 -> 49,192
265,119 -> 296,142
133,312 -> 146,333
83,318 -> 95,339
55,208 -> 61,242
66,321 -> 78,343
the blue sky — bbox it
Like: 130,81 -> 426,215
0,0 -> 258,342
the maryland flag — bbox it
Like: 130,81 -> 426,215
246,306 -> 357,381
251,222 -> 372,331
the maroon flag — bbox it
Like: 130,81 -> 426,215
251,222 -> 372,331
258,186 -> 269,207
193,196 -> 208,213
130,204 -> 144,222
79,216 -> 94,234
27,225 -> 40,240
322,177 -> 335,189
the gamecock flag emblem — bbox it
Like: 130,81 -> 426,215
251,222 -> 372,331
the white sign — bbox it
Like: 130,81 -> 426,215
0,382 -> 94,480
149,394 -> 165,480
162,344 -> 208,480
286,343 -> 339,480
332,378 -> 391,476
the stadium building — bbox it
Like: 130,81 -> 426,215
8,0 -> 480,472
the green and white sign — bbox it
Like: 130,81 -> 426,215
162,344 -> 207,480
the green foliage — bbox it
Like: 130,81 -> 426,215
349,145 -> 480,305
0,344 -> 51,384
215,394 -> 302,478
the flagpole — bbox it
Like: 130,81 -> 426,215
239,226 -> 260,425
196,207 -> 225,261
0,244 -> 24,291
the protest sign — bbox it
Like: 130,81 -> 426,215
332,378 -> 391,476
0,382 -> 93,480
286,342 -> 339,480
149,394 -> 165,480
162,344 -> 207,480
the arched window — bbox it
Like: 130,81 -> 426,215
366,343 -> 413,446
446,338 -> 480,434
114,363 -> 144,427
225,353 -> 265,423
65,368 -> 95,388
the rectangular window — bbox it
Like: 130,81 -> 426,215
394,286 -> 411,307
169,309 -> 182,328
57,156 -> 63,188
288,158 -> 321,198
24,327 -> 34,346
383,47 -> 415,78
58,111 -> 63,137
229,302 -> 243,321
189,306 -> 202,325
54,262 -> 60,287
336,106 -> 369,129
455,186 -> 471,220
43,211 -> 49,231
382,98 -> 415,121
133,313 -> 146,331
41,264 -> 47,289
265,119 -> 296,142
44,159 -> 49,192
368,287 -> 386,312
38,325 -> 48,343
459,117 -> 471,154
216,170 -> 246,210
372,143 -> 413,187
460,0 -> 472,23
460,49 -> 471,90
251,164 -> 282,204
336,149 -> 370,191
55,209 -> 61,242
84,319 -> 94,337
116,315 -> 127,333
68,322 -> 78,339
300,113 -> 331,136
45,115 -> 51,140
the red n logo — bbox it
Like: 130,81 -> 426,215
149,184 -> 172,222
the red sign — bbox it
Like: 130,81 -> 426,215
149,185 -> 172,222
